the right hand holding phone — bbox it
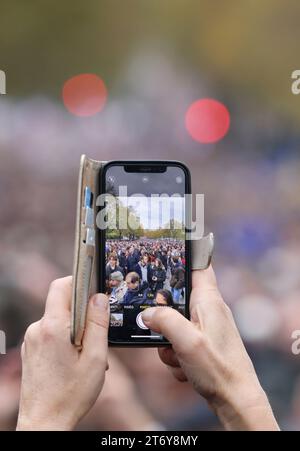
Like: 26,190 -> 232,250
142,266 -> 279,431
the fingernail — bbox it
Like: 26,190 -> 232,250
93,294 -> 109,311
142,307 -> 155,323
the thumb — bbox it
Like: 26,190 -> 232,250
82,294 -> 109,362
142,307 -> 200,354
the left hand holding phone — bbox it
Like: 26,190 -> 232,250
17,277 -> 109,431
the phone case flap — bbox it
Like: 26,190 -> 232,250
71,155 -> 104,346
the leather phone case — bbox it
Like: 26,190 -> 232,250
71,155 -> 214,347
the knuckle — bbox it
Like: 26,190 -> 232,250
176,330 -> 207,362
24,321 -> 41,344
49,278 -> 61,291
190,331 -> 205,352
40,318 -> 58,341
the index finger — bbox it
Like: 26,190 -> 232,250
44,276 -> 72,319
190,266 -> 222,312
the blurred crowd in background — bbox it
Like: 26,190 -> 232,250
1,0 -> 300,431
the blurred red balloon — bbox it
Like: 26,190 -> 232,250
185,98 -> 230,143
62,73 -> 107,117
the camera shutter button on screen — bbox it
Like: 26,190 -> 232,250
136,311 -> 149,330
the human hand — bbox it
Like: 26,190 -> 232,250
17,277 -> 109,431
142,266 -> 279,431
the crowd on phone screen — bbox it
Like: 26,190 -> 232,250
105,239 -> 186,311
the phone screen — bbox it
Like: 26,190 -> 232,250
99,162 -> 190,345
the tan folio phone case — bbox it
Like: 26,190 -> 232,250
71,155 -> 214,347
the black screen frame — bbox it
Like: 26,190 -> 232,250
97,160 -> 191,347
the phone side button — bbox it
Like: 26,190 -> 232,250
85,228 -> 95,247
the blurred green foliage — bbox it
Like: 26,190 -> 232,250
0,0 -> 300,119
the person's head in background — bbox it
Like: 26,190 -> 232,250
125,272 -> 140,291
141,254 -> 149,266
173,255 -> 182,265
155,258 -> 163,268
108,253 -> 118,268
110,271 -> 124,288
155,289 -> 174,307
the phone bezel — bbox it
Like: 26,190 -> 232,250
97,160 -> 191,347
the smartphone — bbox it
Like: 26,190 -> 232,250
97,161 -> 191,346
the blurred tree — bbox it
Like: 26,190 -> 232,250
143,219 -> 184,239
106,197 -> 144,239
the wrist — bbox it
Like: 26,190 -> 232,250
16,410 -> 77,431
209,383 -> 280,431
